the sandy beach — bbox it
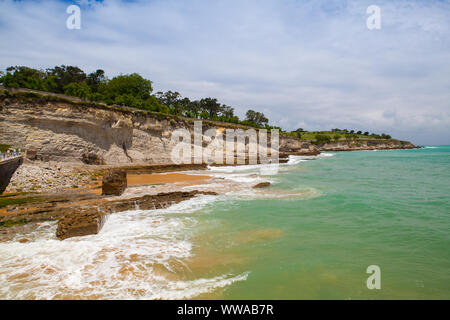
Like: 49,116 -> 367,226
127,173 -> 213,186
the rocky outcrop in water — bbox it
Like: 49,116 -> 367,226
253,182 -> 271,188
106,190 -> 217,213
0,190 -> 218,240
102,169 -> 127,196
56,207 -> 107,240
55,190 -> 217,240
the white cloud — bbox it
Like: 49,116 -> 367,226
0,0 -> 449,144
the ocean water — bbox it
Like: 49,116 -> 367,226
0,146 -> 449,299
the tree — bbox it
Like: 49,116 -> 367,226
86,69 -> 107,92
156,91 -> 183,114
156,91 -> 181,107
63,82 -> 91,99
364,132 -> 369,136
333,134 -> 340,142
183,99 -> 200,118
220,105 -> 235,118
295,128 -> 305,133
199,110 -> 209,120
101,73 -> 153,106
357,131 -> 362,135
314,133 -> 331,145
2,66 -> 47,90
46,65 -> 87,93
245,109 -> 268,127
199,98 -> 222,118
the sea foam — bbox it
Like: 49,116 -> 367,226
0,195 -> 248,300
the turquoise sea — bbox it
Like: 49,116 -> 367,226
1,146 -> 449,299
189,145 -> 450,299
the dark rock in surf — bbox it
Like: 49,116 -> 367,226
253,182 -> 271,189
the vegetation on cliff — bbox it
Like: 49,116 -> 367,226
287,130 -> 394,145
0,65 -> 280,130
1,65 -> 402,145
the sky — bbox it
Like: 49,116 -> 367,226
0,0 -> 449,145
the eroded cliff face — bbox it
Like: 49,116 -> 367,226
0,99 -> 318,165
318,139 -> 418,151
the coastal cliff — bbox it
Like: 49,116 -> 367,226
0,91 -> 318,165
317,139 -> 418,151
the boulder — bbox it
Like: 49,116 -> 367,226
56,207 -> 107,240
253,182 -> 271,188
81,153 -> 105,165
26,150 -> 37,160
102,169 -> 127,196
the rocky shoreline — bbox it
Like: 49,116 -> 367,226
1,176 -> 218,241
316,139 -> 419,152
0,91 -> 420,242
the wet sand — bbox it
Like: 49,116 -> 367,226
127,173 -> 212,186
86,172 -> 214,195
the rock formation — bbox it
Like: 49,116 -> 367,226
317,139 -> 418,151
0,190 -> 218,240
105,190 -> 217,213
0,92 -> 319,165
102,169 -> 127,196
56,207 -> 107,240
56,190 -> 217,240
81,152 -> 105,165
253,182 -> 271,188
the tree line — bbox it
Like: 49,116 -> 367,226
0,65 -> 394,140
330,128 -> 391,139
0,65 -> 279,130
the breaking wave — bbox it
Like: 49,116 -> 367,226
0,196 -> 248,300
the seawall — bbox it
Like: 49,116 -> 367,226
0,156 -> 23,194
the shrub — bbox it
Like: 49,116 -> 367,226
314,133 -> 331,145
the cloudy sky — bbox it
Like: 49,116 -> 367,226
0,0 -> 449,144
